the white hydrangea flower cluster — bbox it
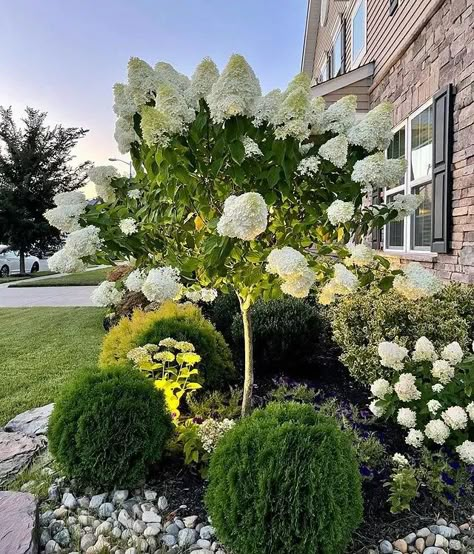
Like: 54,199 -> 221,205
388,194 -> 423,221
456,441 -> 474,464
431,359 -> 455,384
347,102 -> 393,152
394,373 -> 421,402
253,89 -> 282,127
127,57 -> 156,106
412,336 -> 438,362
91,281 -> 124,307
124,268 -> 147,292
44,191 -> 88,233
441,406 -> 468,430
370,378 -> 393,399
88,166 -> 119,203
113,83 -> 137,118
392,453 -> 409,466
217,192 -> 268,241
127,189 -> 142,200
406,429 -> 424,448
64,225 -> 103,258
432,383 -> 444,393
441,341 -> 464,365
397,407 -> 417,428
242,136 -> 263,158
185,57 -> 220,108
393,262 -> 443,301
427,399 -> 442,415
347,244 -> 374,266
119,218 -> 138,236
467,402 -> 474,422
352,153 -> 406,193
369,399 -> 385,418
318,135 -> 349,168
114,116 -> 139,154
318,263 -> 359,305
266,246 -> 315,298
154,61 -> 190,92
185,288 -> 218,303
378,341 -> 408,370
297,156 -> 320,177
326,199 -> 355,226
424,419 -> 450,445
141,267 -> 182,303
197,418 -> 236,453
322,96 -> 357,135
48,248 -> 86,274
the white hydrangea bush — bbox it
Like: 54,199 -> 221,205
369,337 -> 474,464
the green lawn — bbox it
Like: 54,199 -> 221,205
10,267 -> 110,287
0,271 -> 53,284
0,307 -> 105,425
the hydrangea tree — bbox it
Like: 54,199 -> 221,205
44,54 -> 440,415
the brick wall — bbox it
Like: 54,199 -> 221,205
369,0 -> 474,283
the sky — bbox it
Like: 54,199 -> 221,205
0,1 -> 307,196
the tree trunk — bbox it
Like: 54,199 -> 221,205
239,298 -> 254,417
19,249 -> 26,275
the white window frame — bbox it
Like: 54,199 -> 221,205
318,57 -> 329,83
351,0 -> 367,69
331,22 -> 344,78
383,99 -> 434,254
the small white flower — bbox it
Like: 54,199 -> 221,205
405,429 -> 424,449
197,418 -> 236,453
378,341 -> 408,371
127,189 -> 142,200
441,341 -> 464,366
369,399 -> 385,418
242,136 -> 263,158
91,281 -> 124,307
412,336 -> 438,362
424,419 -> 450,445
394,373 -> 421,402
327,200 -> 355,226
432,383 -> 444,393
431,359 -> 455,385
119,218 -> 138,236
141,266 -> 182,303
318,135 -> 349,168
456,440 -> 474,464
370,378 -> 393,399
397,408 -> 417,429
441,406 -> 468,430
297,156 -> 320,177
392,453 -> 409,466
388,194 -> 423,221
185,288 -> 218,303
427,400 -> 442,416
124,268 -> 147,292
393,262 -> 443,301
217,192 -> 268,241
466,402 -> 474,422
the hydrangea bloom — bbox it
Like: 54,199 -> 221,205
65,225 -> 103,258
185,288 -> 218,303
424,419 -> 450,445
88,165 -> 119,203
369,399 -> 385,418
394,373 -> 421,402
333,263 -> 359,293
48,249 -> 86,274
322,95 -> 357,134
392,453 -> 409,466
378,341 -> 408,370
141,266 -> 182,303
441,341 -> 463,365
91,281 -> 124,307
388,194 -> 423,221
393,262 -> 443,301
207,54 -> 261,124
412,336 -> 438,362
113,83 -> 137,117
456,440 -> 474,464
352,153 -> 406,192
266,247 -> 308,278
280,268 -> 316,298
124,268 -> 147,292
348,244 -> 374,266
154,61 -> 190,92
427,399 -> 442,415
53,191 -> 87,207
44,203 -> 86,233
467,401 -> 474,422
297,156 -> 320,177
327,200 -> 355,226
308,96 -> 326,135
299,143 -> 312,156
197,418 -> 236,453
119,218 -> 138,236
432,383 -> 444,393
242,136 -> 263,158
347,102 -> 393,152
441,406 -> 468,430
318,135 -> 349,168
431,359 -> 455,384
114,116 -> 139,154
185,57 -> 220,108
273,74 -> 312,141
253,89 -> 282,127
127,57 -> 156,106
217,192 -> 268,241
397,407 -> 417,428
127,189 -> 142,200
370,378 -> 393,399
405,429 -> 424,449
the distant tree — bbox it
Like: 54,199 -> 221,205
0,107 -> 89,272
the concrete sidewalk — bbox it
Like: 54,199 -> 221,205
0,286 -> 96,307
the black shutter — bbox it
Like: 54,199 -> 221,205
431,84 -> 454,253
372,188 -> 382,250
341,19 -> 347,74
389,0 -> 398,15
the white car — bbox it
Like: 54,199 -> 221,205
0,245 -> 40,277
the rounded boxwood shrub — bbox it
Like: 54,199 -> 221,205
205,402 -> 362,554
48,367 -> 173,488
329,284 -> 471,384
231,297 -> 331,375
99,301 -> 237,389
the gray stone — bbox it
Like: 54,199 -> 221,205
450,539 -> 462,550
48,520 -> 65,536
184,515 -> 199,528
404,532 -> 416,545
144,524 -> 161,536
98,502 -> 114,519
48,483 -> 60,501
426,533 -> 436,547
161,534 -> 177,546
4,403 -> 54,435
125,548 -> 137,554
112,527 -> 122,539
78,514 -> 94,526
118,509 -> 134,529
40,529 -> 51,547
142,510 -> 161,524
89,493 -> 108,510
53,506 -> 68,519
416,528 -> 431,538
0,431 -> 45,484
132,519 -> 146,534
78,496 -> 90,509
81,533 -> 97,550
379,540 -> 393,553
424,548 -> 448,554
165,523 -> 180,536
200,525 -> 215,540
112,489 -> 129,503
44,540 -> 61,553
178,528 -> 198,547
0,492 -> 38,554
96,521 -> 113,536
61,492 -> 77,510
197,539 -> 212,548
435,534 -> 449,548
157,495 -> 168,511
144,490 -> 157,501
174,518 -> 185,529
40,510 -> 54,526
54,527 -> 71,547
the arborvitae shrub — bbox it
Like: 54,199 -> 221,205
48,367 -> 172,488
99,301 -> 237,389
205,402 -> 363,554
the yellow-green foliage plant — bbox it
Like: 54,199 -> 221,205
99,301 -> 236,389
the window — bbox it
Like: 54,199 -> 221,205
320,0 -> 329,26
383,101 -> 434,252
331,27 -> 344,78
351,0 -> 366,68
319,59 -> 329,83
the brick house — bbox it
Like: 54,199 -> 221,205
301,0 -> 474,282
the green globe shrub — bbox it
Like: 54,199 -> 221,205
205,402 -> 363,554
329,284 -> 472,384
48,367 -> 173,488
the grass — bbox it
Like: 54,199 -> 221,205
0,271 -> 53,284
0,307 -> 105,425
10,266 -> 110,287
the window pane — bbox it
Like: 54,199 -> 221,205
411,184 -> 432,250
352,1 -> 366,63
410,106 -> 433,182
332,30 -> 342,77
386,126 -> 406,188
386,220 -> 404,249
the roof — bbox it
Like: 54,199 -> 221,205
301,0 -> 321,75
310,62 -> 375,112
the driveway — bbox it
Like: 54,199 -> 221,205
0,286 -> 96,307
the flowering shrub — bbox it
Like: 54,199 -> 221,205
44,53 -> 441,413
369,338 -> 474,464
